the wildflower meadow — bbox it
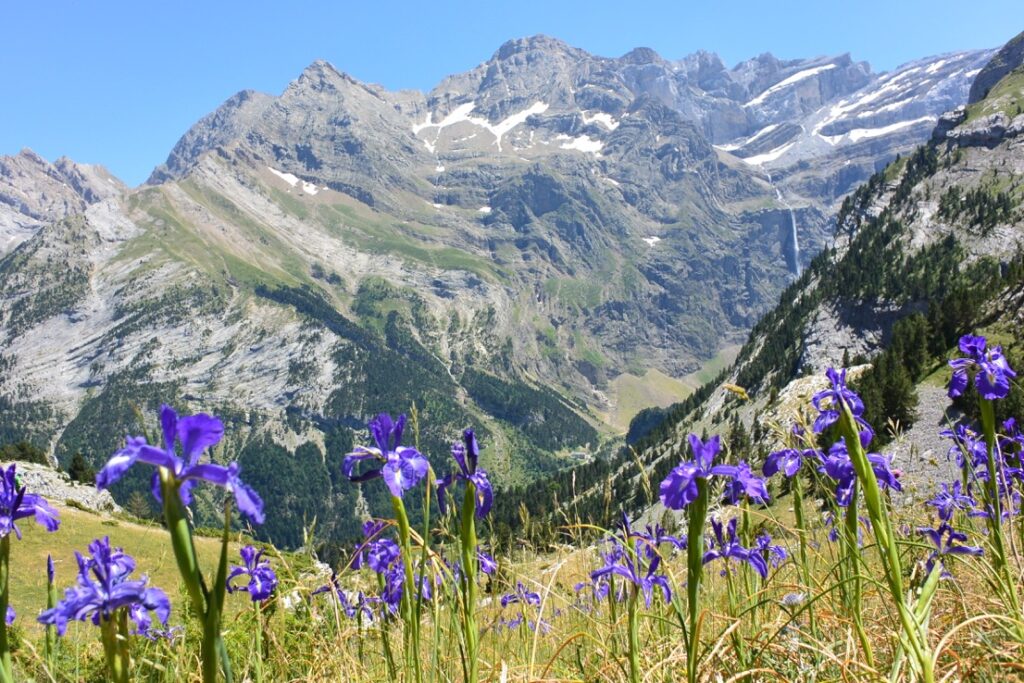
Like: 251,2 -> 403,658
1,333 -> 1023,681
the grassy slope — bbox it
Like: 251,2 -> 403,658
965,66 -> 1024,123
607,344 -> 741,431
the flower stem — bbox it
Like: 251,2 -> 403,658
253,602 -> 263,683
626,584 -> 641,683
459,482 -> 480,683
0,535 -> 13,683
979,398 -> 1023,632
685,478 -> 709,683
839,406 -> 932,682
45,557 -> 57,672
160,471 -> 207,617
791,475 -> 818,638
99,613 -> 129,683
725,566 -> 749,674
391,495 -> 422,683
843,480 -> 874,669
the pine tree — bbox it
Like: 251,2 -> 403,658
67,451 -> 95,484
125,491 -> 153,520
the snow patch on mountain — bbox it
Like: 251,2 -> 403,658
268,166 -> 300,186
581,111 -> 619,130
556,134 -> 603,155
715,123 -> 781,152
413,101 -> 550,151
267,166 -> 319,194
742,141 -> 795,166
818,116 -> 936,144
745,64 -> 838,107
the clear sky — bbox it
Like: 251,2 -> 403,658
1,1 -> 1018,186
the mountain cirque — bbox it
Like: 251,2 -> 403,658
0,37 -> 997,503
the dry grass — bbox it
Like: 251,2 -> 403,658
7,499 -> 1024,681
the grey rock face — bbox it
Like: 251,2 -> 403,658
948,112 -> 1012,145
148,89 -> 274,183
932,106 -> 967,140
13,461 -> 121,514
0,149 -> 125,254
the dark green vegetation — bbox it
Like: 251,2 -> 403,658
0,441 -> 48,466
938,185 -> 1017,234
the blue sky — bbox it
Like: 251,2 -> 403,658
1,1 -> 1018,186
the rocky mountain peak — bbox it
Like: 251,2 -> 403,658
291,58 -> 364,95
619,47 -> 666,66
493,34 -> 580,61
147,88 -> 274,184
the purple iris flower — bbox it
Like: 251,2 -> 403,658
38,537 -> 170,636
723,461 -> 770,505
659,434 -> 761,509
823,511 -> 872,545
96,405 -> 264,524
702,517 -> 767,579
1002,418 -> 1024,452
939,424 -> 988,471
948,334 -> 1017,400
446,548 -> 498,585
754,532 -> 789,569
342,414 -> 429,499
477,550 -> 497,575
818,439 -> 902,506
573,577 -> 613,605
5,606 -> 13,626
500,614 -> 525,630
764,448 -> 821,478
527,617 -> 552,634
917,523 -> 984,576
437,429 -> 493,517
352,520 -> 400,574
927,481 -> 984,521
380,566 -> 404,615
500,581 -> 541,608
226,546 -> 278,602
135,623 -> 183,643
635,523 -> 686,560
343,592 -> 379,622
590,517 -> 672,607
812,368 -> 874,446
0,463 -> 60,538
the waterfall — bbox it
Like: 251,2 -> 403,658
765,171 -> 801,276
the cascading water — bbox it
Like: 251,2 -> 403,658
765,171 -> 801,276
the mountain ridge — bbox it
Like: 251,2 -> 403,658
0,34 -> 1001,547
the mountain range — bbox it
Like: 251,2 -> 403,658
0,35 -> 1001,545
568,31 -> 1024,531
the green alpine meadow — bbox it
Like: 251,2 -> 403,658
1,7 -> 1024,681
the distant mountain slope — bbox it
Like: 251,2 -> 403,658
0,149 -> 125,253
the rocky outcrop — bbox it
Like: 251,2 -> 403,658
968,30 -> 1024,104
950,112 -> 1023,145
12,461 -> 121,514
932,106 -> 967,140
